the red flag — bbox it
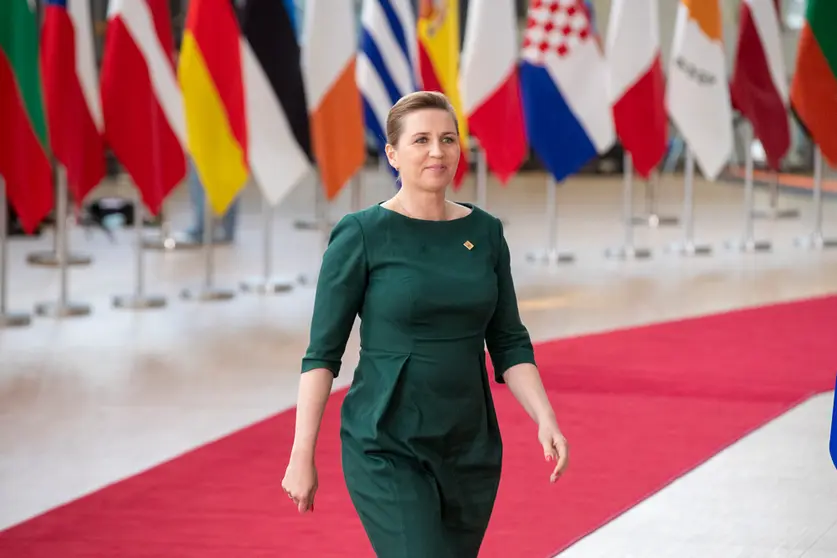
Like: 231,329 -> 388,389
40,0 -> 106,203
730,0 -> 790,170
100,0 -> 187,215
605,0 -> 667,178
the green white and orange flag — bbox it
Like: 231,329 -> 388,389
178,0 -> 249,216
665,0 -> 733,181
790,0 -> 837,166
0,0 -> 54,233
418,0 -> 469,188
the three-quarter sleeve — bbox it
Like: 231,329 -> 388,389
301,214 -> 368,377
485,218 -> 536,383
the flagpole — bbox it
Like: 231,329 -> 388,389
526,175 -> 574,265
668,148 -> 711,256
474,142 -> 488,210
240,193 -> 294,295
181,195 -> 236,301
34,165 -> 92,318
751,169 -> 799,220
141,200 -> 200,251
632,168 -> 679,227
0,177 -> 31,328
794,146 -> 837,250
606,152 -> 651,260
726,122 -> 770,252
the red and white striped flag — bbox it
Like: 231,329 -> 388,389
460,0 -> 527,184
605,0 -> 667,178
730,0 -> 790,170
100,0 -> 187,215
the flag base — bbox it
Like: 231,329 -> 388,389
525,248 -> 575,265
0,311 -> 31,328
112,293 -> 167,309
240,277 -> 294,294
725,238 -> 772,252
604,246 -> 652,260
26,250 -> 92,267
794,234 -> 837,250
667,241 -> 712,257
34,301 -> 92,318
179,287 -> 236,302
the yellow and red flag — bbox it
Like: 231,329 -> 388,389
417,0 -> 469,188
178,0 -> 248,215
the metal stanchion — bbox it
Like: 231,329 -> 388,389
240,196 -> 294,294
752,169 -> 799,220
794,147 -> 837,250
632,169 -> 679,227
113,189 -> 167,309
606,153 -> 651,260
0,177 -> 31,328
350,170 -> 364,213
142,199 -> 201,250
668,148 -> 711,256
34,166 -> 92,318
180,195 -> 235,301
727,125 -> 770,252
294,182 -> 335,230
526,175 -> 574,264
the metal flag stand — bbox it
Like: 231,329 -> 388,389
294,181 -> 336,231
141,199 -> 201,251
0,177 -> 31,328
240,195 -> 294,295
180,195 -> 235,301
526,175 -> 575,265
794,146 -> 837,250
606,153 -> 651,260
113,188 -> 167,309
632,169 -> 679,227
668,148 -> 712,256
752,169 -> 799,220
726,124 -> 771,253
34,166 -> 92,318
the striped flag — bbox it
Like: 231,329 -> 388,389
606,0 -> 667,178
302,0 -> 365,201
239,0 -> 313,207
418,0 -> 469,188
0,0 -> 54,233
790,0 -> 837,166
357,0 -> 418,157
41,0 -> 106,203
730,0 -> 789,171
666,0 -> 732,180
519,0 -> 615,183
178,0 -> 248,216
460,0 -> 527,184
100,0 -> 187,215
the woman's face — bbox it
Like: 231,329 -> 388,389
386,108 -> 460,193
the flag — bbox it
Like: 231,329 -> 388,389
730,0 -> 789,171
41,0 -> 106,203
790,0 -> 837,166
605,0 -> 667,178
178,0 -> 248,216
666,0 -> 732,180
302,0 -> 365,200
418,0 -> 469,188
100,0 -> 187,215
357,0 -> 418,156
0,0 -> 53,233
519,0 -> 615,183
239,0 -> 313,207
460,0 -> 527,184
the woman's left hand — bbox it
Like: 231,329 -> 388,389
538,419 -> 569,483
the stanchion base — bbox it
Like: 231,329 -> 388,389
26,251 -> 92,267
725,238 -> 772,252
112,294 -> 167,309
142,231 -> 203,251
668,241 -> 712,256
525,249 -> 576,265
752,207 -> 800,220
240,277 -> 294,294
294,219 -> 336,231
605,245 -> 652,260
297,272 -> 319,286
180,287 -> 236,301
34,301 -> 92,318
794,234 -> 837,250
0,312 -> 31,328
631,214 -> 679,228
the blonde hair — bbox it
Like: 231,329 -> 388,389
385,91 -> 460,147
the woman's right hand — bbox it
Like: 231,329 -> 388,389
282,455 -> 318,514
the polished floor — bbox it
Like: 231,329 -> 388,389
1,166 -> 836,557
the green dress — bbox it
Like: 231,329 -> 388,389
301,202 -> 536,557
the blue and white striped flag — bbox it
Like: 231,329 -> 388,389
356,0 -> 419,156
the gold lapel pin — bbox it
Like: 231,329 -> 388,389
463,240 -> 474,250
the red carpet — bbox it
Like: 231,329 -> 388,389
1,295 -> 836,557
